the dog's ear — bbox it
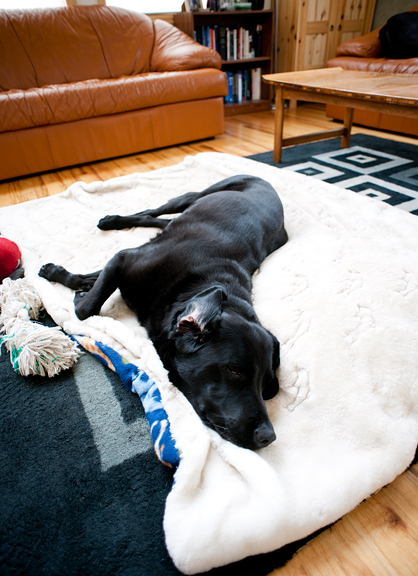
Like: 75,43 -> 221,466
271,335 -> 280,371
263,335 -> 280,400
174,286 -> 226,351
263,376 -> 279,400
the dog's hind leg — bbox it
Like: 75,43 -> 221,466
98,213 -> 171,231
98,191 -> 212,230
97,175 -> 260,231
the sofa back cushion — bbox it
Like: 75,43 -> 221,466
151,19 -> 222,72
0,6 -> 155,91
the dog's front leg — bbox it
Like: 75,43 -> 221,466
72,252 -> 125,321
39,253 -> 125,321
39,264 -> 101,292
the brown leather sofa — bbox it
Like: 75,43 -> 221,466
0,6 -> 228,181
326,6 -> 418,136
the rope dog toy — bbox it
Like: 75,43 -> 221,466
0,277 -> 80,377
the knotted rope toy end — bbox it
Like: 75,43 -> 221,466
0,277 -> 80,377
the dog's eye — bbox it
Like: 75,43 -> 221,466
225,366 -> 243,378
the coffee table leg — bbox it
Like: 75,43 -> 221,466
341,107 -> 354,148
273,86 -> 285,163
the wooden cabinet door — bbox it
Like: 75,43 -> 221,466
338,0 -> 376,45
296,0 -> 344,70
277,0 -> 376,72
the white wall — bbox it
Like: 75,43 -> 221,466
372,0 -> 417,28
106,0 -> 185,12
0,0 -> 65,7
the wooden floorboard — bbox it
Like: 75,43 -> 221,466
1,103 -> 417,574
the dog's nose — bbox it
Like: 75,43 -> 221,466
254,422 -> 276,448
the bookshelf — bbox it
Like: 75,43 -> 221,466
174,10 -> 274,116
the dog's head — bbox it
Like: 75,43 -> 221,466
167,286 -> 280,450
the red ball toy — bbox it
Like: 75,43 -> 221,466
0,237 -> 21,282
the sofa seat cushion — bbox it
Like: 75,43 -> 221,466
327,56 -> 418,74
0,69 -> 228,133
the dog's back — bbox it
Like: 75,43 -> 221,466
118,176 -> 287,332
152,176 -> 287,274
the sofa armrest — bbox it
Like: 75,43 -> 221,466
151,19 -> 222,72
335,29 -> 383,59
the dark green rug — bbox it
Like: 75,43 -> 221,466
0,312 -> 175,576
0,312 -> 323,576
248,134 -> 418,216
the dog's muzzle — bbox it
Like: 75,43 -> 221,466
254,421 -> 276,449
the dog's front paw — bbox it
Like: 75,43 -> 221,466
97,215 -> 122,230
39,263 -> 58,280
39,263 -> 69,284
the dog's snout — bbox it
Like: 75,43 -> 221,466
254,422 -> 276,449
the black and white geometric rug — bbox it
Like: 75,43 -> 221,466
249,134 -> 418,216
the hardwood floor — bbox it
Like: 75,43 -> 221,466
2,102 -> 418,208
1,103 -> 417,574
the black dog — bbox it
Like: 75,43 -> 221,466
39,175 -> 288,450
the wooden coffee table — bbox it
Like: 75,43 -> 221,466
263,68 -> 418,163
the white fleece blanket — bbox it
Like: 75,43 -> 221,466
1,152 -> 418,574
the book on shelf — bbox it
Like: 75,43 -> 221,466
251,67 -> 261,101
194,24 -> 263,61
224,68 -> 262,104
